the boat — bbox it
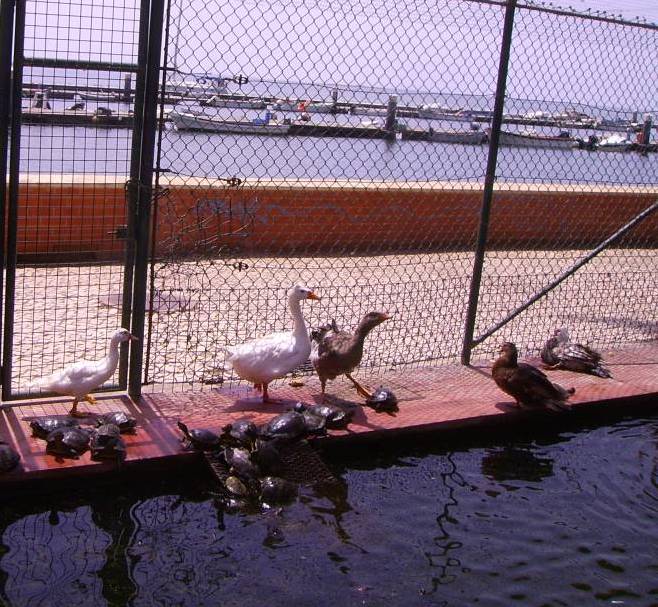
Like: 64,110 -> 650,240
496,129 -> 577,149
418,103 -> 464,119
168,110 -> 291,135
199,94 -> 266,109
165,73 -> 230,99
595,133 -> 634,152
426,129 -> 487,144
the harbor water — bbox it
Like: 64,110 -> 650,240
1,411 -> 657,606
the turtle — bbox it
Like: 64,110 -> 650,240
90,423 -> 127,461
306,403 -> 353,429
177,421 -> 222,451
260,411 -> 307,442
224,475 -> 250,498
260,476 -> 298,505
365,386 -> 399,413
46,427 -> 91,458
0,440 -> 20,473
29,417 -> 79,440
223,447 -> 260,480
293,402 -> 327,436
221,419 -> 258,449
250,439 -> 284,476
96,411 -> 137,433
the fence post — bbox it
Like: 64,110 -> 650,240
0,0 -> 15,383
128,0 -> 166,398
1,0 -> 25,399
461,0 -> 517,365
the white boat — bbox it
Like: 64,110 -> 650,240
595,133 -> 634,152
168,110 -> 291,135
165,74 -> 230,98
200,94 -> 266,109
496,129 -> 576,149
418,103 -> 464,119
427,129 -> 487,144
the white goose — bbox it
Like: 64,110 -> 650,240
225,284 -> 320,402
28,328 -> 138,417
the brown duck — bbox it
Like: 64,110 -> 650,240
492,342 -> 575,411
311,311 -> 391,400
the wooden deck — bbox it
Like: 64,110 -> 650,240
1,341 -> 657,491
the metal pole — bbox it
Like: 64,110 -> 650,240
0,0 -> 16,381
471,199 -> 658,347
461,0 -> 517,365
119,0 -> 152,389
1,0 -> 25,398
129,0 -> 166,398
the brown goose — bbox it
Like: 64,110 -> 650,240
311,311 -> 391,400
492,342 -> 575,412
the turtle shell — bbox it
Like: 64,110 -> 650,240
260,476 -> 298,505
46,427 -> 91,457
177,421 -> 222,451
260,411 -> 307,441
365,386 -> 398,413
223,447 -> 260,480
0,442 -> 20,473
251,439 -> 283,476
30,418 -> 79,440
90,424 -> 126,461
223,419 -> 258,448
300,410 -> 326,435
306,404 -> 353,429
96,411 -> 137,433
225,475 -> 249,498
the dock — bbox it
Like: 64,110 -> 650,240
1,341 -> 656,493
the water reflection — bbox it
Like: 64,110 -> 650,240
480,446 -> 554,483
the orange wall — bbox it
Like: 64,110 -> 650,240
15,181 -> 658,262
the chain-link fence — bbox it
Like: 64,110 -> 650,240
0,0 -> 655,398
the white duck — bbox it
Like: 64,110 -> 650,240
28,328 -> 138,417
225,284 -> 320,402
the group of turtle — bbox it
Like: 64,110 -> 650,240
29,411 -> 137,461
178,401 -> 353,507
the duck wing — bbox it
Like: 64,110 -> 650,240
314,331 -> 362,378
557,342 -> 610,377
510,363 -> 573,408
29,359 -> 104,394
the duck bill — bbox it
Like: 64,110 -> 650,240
381,313 -> 392,321
129,333 -> 139,341
306,292 -> 321,301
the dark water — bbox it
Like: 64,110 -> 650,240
1,412 -> 657,607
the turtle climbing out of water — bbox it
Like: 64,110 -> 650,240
46,427 -> 91,458
90,423 -> 127,461
365,386 -> 399,414
250,439 -> 284,476
223,447 -> 260,481
177,421 -> 222,451
29,417 -> 79,440
0,440 -> 20,473
260,476 -> 298,505
96,411 -> 138,434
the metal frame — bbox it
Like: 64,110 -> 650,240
1,0 -> 25,400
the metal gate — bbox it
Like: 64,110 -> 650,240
0,0 -> 151,399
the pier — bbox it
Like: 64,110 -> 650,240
1,341 -> 656,493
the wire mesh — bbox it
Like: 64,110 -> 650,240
470,3 -> 658,361
1,0 -> 657,398
12,0 -> 140,396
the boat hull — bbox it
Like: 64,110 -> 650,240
169,111 -> 291,136
498,130 -> 576,149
